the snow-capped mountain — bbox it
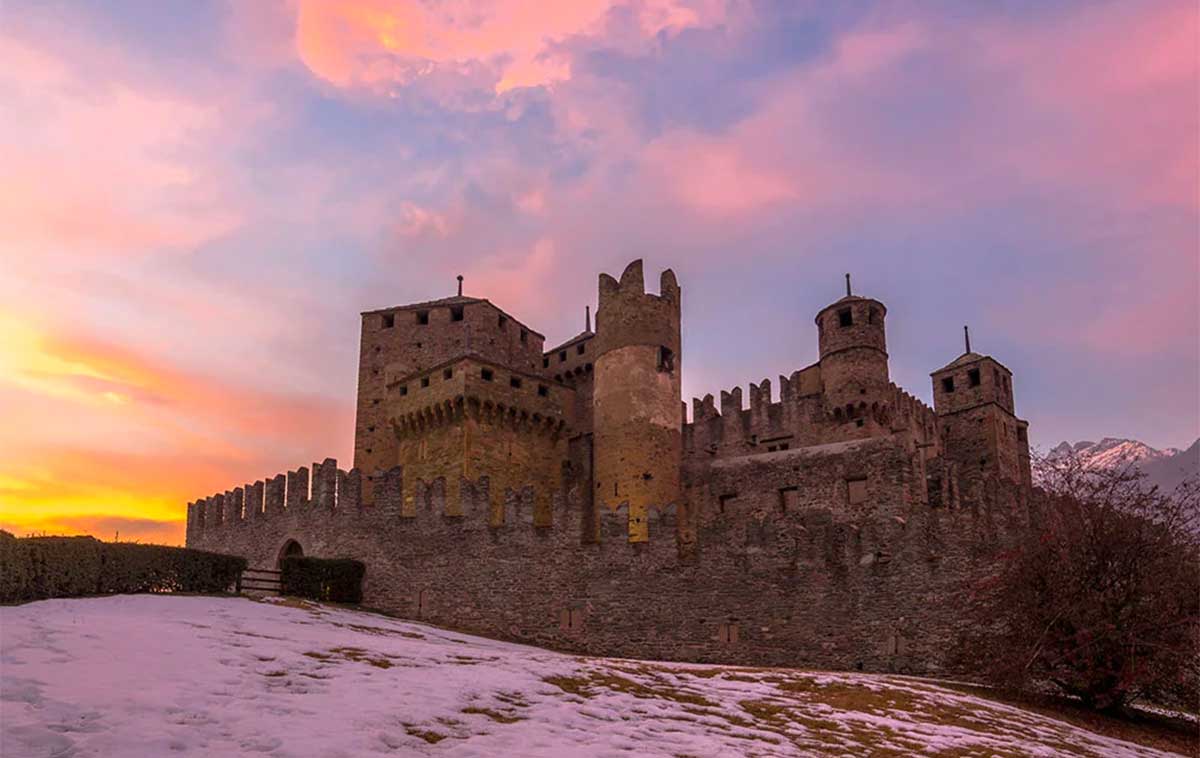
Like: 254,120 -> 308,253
1047,437 -> 1199,493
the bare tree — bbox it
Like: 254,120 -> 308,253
962,451 -> 1199,713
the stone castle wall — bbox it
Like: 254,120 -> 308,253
187,440 -> 1029,674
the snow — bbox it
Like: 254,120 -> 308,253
0,595 -> 1184,757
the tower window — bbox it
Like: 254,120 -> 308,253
559,350 -> 567,362
420,376 -> 430,388
481,368 -> 494,382
399,385 -> 408,396
542,357 -> 550,368
381,312 -> 395,329
510,376 -> 522,389
498,315 -> 507,329
838,308 -> 853,327
657,346 -> 675,373
942,377 -> 955,393
443,368 -> 453,380
537,384 -> 549,397
577,343 -> 586,355
1017,427 -> 1027,442
450,306 -> 464,322
416,310 -> 429,325
847,478 -> 868,505
968,368 -> 981,387
520,329 -> 528,344
868,307 -> 879,325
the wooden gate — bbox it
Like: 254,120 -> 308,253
237,568 -> 282,595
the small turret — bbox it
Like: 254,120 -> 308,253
815,275 -> 890,413
592,260 -> 682,542
931,327 -> 1029,486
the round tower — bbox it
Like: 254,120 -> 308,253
592,259 -> 682,543
815,276 -> 889,413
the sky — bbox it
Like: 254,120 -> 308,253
0,0 -> 1196,546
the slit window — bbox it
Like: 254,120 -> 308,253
519,329 -> 528,344
657,346 -> 675,373
450,306 -> 464,322
481,368 -> 494,382
838,308 -> 853,327
510,376 -> 522,389
968,368 -> 981,387
718,493 -> 737,514
416,310 -> 429,325
381,312 -> 395,329
942,377 -> 955,393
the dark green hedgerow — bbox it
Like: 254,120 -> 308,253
0,530 -> 246,603
281,556 -> 364,604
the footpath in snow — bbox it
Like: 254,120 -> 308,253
0,595 -> 1185,757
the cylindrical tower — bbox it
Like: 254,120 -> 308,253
815,280 -> 889,413
592,259 -> 681,543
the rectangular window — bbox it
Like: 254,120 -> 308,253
537,384 -> 549,397
847,478 -> 868,505
481,368 -> 494,381
968,368 -> 981,387
577,343 -> 586,355
543,357 -> 550,368
416,310 -> 429,325
778,486 -> 799,513
942,377 -> 955,393
1017,427 -> 1027,442
718,622 -> 740,644
399,386 -> 408,396
420,376 -> 430,388
558,350 -> 567,362
510,376 -> 522,389
443,368 -> 453,380
657,346 -> 675,373
498,315 -> 508,329
838,308 -> 853,327
381,312 -> 395,329
519,329 -> 528,344
718,493 -> 737,514
450,305 -> 464,322
868,307 -> 879,325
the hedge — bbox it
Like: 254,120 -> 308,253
281,556 -> 365,603
0,530 -> 247,603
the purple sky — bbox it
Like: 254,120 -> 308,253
0,0 -> 1196,543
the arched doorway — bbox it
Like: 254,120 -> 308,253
277,539 -> 303,569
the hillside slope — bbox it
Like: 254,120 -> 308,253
0,595 -> 1186,757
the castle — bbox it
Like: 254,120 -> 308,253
186,260 -> 1033,673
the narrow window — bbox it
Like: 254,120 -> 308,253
399,385 -> 408,396
657,346 -> 675,373
1017,427 -> 1027,443
381,312 -> 395,329
968,368 -> 981,387
481,368 -> 494,382
847,477 -> 868,505
443,368 -> 453,380
450,305 -> 464,322
558,350 -> 567,362
942,377 -> 955,393
498,315 -> 508,329
510,376 -> 522,389
577,343 -> 586,355
416,310 -> 429,325
542,357 -> 550,368
838,308 -> 853,327
868,307 -> 879,325
778,486 -> 798,513
519,329 -> 528,344
537,384 -> 549,397
420,376 -> 430,388
718,493 -> 737,514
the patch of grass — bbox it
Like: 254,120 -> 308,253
543,670 -> 715,707
304,646 -> 395,669
461,706 -> 524,724
261,670 -> 287,678
403,726 -> 445,744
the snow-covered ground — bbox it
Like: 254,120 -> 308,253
0,595 -> 1183,757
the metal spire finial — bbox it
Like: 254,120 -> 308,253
456,275 -> 463,297
964,325 -> 971,354
586,305 -> 591,333
845,273 -> 852,297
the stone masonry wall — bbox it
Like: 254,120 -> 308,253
187,436 -> 1028,674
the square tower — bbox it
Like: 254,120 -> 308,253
931,351 -> 1030,486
